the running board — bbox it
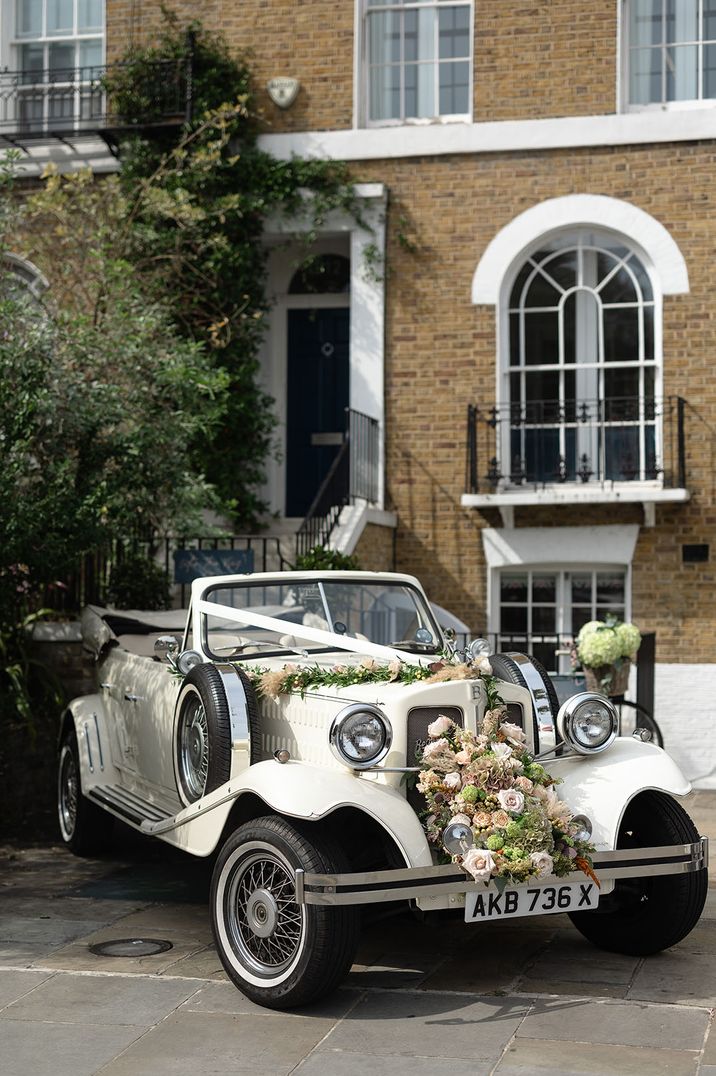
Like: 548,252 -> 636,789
88,786 -> 174,828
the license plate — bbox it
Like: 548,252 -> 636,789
465,881 -> 599,922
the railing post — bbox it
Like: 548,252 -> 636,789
677,396 -> 686,489
184,28 -> 196,125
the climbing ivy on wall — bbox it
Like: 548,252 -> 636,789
106,18 -> 364,527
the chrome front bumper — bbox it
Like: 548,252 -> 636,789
294,838 -> 708,907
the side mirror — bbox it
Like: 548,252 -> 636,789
154,636 -> 179,664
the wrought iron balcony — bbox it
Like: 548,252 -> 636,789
0,57 -> 192,147
465,395 -> 687,496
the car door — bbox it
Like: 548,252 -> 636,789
122,652 -> 183,806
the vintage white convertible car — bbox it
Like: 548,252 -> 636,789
58,571 -> 708,1008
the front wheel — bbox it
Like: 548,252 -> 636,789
211,816 -> 360,1009
569,791 -> 707,956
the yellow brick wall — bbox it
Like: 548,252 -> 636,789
351,143 -> 716,661
352,522 -> 395,572
107,1 -> 619,131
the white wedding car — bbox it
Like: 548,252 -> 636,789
58,571 -> 708,1008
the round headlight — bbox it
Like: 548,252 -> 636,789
329,704 -> 392,769
557,693 -> 618,754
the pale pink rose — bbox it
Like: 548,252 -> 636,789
450,812 -> 472,827
500,721 -> 527,745
454,749 -> 472,766
388,659 -> 402,681
491,809 -> 510,828
421,737 -> 449,760
476,656 -> 493,675
530,851 -> 554,878
361,658 -> 379,671
443,771 -> 462,791
497,788 -> 525,814
514,776 -> 534,793
492,742 -> 513,761
473,810 -> 492,829
461,847 -> 496,882
535,785 -> 573,826
427,714 -> 454,738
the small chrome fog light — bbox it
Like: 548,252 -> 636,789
571,814 -> 593,843
632,727 -> 653,743
443,821 -> 475,856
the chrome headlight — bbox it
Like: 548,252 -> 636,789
557,693 -> 618,754
329,704 -> 392,769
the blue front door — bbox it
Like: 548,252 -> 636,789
286,307 -> 350,517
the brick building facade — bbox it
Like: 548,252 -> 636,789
2,2 -> 715,782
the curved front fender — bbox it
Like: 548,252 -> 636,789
233,761 -> 433,868
549,736 -> 691,850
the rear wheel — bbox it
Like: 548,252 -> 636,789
211,816 -> 360,1009
57,729 -> 113,856
569,791 -> 707,955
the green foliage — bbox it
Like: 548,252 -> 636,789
294,546 -> 361,571
104,20 -> 364,525
106,553 -> 172,611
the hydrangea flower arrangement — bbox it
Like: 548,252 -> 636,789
576,617 -> 641,695
417,710 -> 598,886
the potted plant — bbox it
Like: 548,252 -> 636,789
575,617 -> 642,697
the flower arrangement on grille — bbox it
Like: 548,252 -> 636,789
418,710 -> 598,887
575,616 -> 641,696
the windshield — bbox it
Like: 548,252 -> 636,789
201,578 -> 443,660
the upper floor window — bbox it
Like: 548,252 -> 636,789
626,0 -> 716,106
364,0 -> 472,124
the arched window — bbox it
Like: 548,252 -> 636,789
3,252 -> 49,302
504,230 -> 658,485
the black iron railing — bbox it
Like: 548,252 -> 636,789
0,54 -> 192,141
296,408 -> 380,558
46,534 -> 292,613
465,395 -> 687,494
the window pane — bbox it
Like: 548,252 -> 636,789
439,60 -> 469,113
78,0 -> 104,30
369,65 -> 400,120
571,606 -> 593,635
49,42 -> 75,77
369,11 -> 400,64
509,313 -> 521,367
571,573 -> 592,604
596,572 -> 625,605
666,44 -> 697,100
605,426 -> 640,480
501,573 -> 528,603
20,43 -> 44,79
705,44 -> 716,98
523,311 -> 559,365
532,605 -> 556,633
405,8 -> 435,62
603,307 -> 639,362
665,0 -> 697,45
630,47 -> 662,103
532,573 -> 556,603
524,369 -> 559,404
540,251 -> 577,291
605,366 -> 639,401
439,5 -> 469,59
501,605 -> 528,633
509,263 -> 533,308
626,254 -> 653,302
643,304 -> 654,360
630,0 -> 663,48
599,264 -> 637,303
524,271 -> 561,307
48,0 -> 74,34
705,1 -> 716,41
405,62 -> 435,118
17,0 -> 42,36
597,605 -> 625,621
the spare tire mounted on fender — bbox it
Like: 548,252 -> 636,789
175,663 -> 259,804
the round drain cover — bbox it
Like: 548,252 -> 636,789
89,938 -> 173,958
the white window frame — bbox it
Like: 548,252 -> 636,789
358,0 -> 473,128
622,0 -> 716,111
502,229 -> 663,490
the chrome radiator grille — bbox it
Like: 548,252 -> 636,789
407,706 -> 464,814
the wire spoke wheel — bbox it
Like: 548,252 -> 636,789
225,845 -> 305,978
58,743 -> 78,841
178,698 -> 210,800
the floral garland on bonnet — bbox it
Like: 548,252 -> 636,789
419,709 -> 599,888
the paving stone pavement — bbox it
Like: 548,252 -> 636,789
0,789 -> 714,1075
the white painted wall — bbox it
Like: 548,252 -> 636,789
652,664 -> 716,790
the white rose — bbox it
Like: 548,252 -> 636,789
443,771 -> 462,791
461,847 -> 496,882
500,721 -> 526,745
476,656 -> 492,675
427,714 -> 454,738
450,812 -> 472,827
530,851 -> 554,878
491,743 -> 513,760
497,788 -> 525,815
